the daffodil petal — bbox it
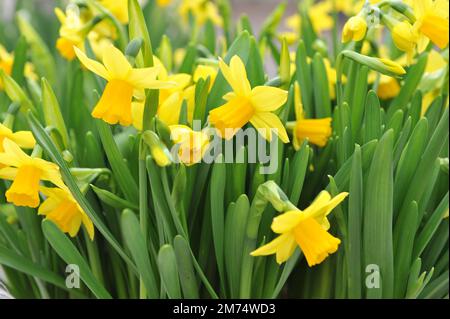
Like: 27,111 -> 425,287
229,55 -> 252,96
250,86 -> 288,112
250,112 -> 290,143
74,47 -> 109,79
271,210 -> 304,234
102,45 -> 131,79
0,167 -> 18,180
11,131 -> 36,149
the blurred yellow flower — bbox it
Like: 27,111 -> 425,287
55,6 -> 86,61
209,56 -> 289,142
292,83 -> 332,149
179,0 -> 223,27
0,45 -> 37,89
0,139 -> 64,208
409,0 -> 449,52
369,73 -> 401,100
342,16 -> 368,43
39,186 -> 95,240
170,125 -> 210,166
99,0 -> 129,24
251,190 -> 348,266
75,46 -> 174,126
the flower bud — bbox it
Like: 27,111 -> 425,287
342,16 -> 368,43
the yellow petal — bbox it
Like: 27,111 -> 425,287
74,47 -> 109,79
229,55 -> 252,96
271,210 -> 304,234
0,167 -> 18,180
158,92 -> 183,125
250,86 -> 288,112
81,212 -> 95,240
102,45 -> 131,79
250,233 -> 296,264
219,56 -> 251,96
128,67 -> 175,89
250,112 -> 290,143
1,138 -> 30,166
11,131 -> 36,149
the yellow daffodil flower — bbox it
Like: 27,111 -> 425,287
209,56 -> 289,142
179,0 -> 223,27
0,45 -> 37,89
0,139 -> 64,208
39,186 -> 95,240
251,190 -> 348,266
193,64 -> 218,90
75,46 -> 174,126
342,16 -> 368,43
55,6 -> 86,61
170,125 -> 210,166
409,0 -> 449,52
99,0 -> 129,24
292,83 -> 332,149
0,124 -> 36,153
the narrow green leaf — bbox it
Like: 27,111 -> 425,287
42,220 -> 112,299
364,130 -> 395,298
173,235 -> 199,298
158,244 -> 182,299
121,209 -> 159,298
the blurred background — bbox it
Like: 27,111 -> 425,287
1,0 -> 298,34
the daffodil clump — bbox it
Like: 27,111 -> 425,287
0,0 -> 448,300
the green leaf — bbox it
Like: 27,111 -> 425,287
398,109 -> 448,221
11,36 -> 27,86
157,244 -> 181,299
41,78 -> 69,148
347,144 -> 363,298
90,184 -> 139,211
312,53 -> 331,118
173,235 -> 199,298
393,201 -> 418,298
0,69 -> 35,113
121,209 -> 159,298
363,91 -> 382,144
0,245 -> 69,292
364,130 -> 395,298
42,220 -> 111,299
16,11 -> 56,84
96,121 -> 139,203
413,193 -> 449,260
224,195 -> 250,298
388,53 -> 428,119
351,66 -> 369,141
295,41 -> 313,117
394,118 -> 428,213
210,155 -> 226,295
